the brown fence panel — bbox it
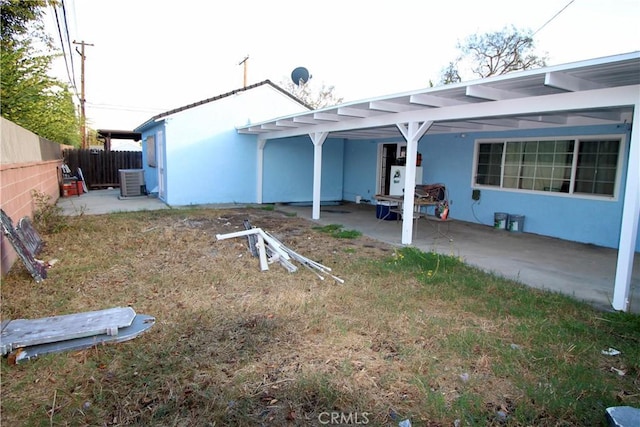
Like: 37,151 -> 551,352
63,149 -> 142,189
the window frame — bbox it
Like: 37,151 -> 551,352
471,134 -> 626,201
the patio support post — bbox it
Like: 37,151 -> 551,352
612,105 -> 640,312
310,132 -> 328,220
396,121 -> 433,244
256,138 -> 267,204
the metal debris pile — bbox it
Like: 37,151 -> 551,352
216,221 -> 344,283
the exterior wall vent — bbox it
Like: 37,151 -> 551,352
119,169 -> 145,198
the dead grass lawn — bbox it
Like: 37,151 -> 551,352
1,207 -> 638,426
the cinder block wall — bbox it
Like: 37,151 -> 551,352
1,118 -> 63,277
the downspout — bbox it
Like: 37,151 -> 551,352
612,106 -> 640,312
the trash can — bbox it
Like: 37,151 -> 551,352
494,212 -> 509,230
508,214 -> 525,232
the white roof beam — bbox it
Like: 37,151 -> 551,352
293,116 -> 319,124
545,71 -> 606,91
313,112 -> 341,121
467,121 -> 518,131
334,131 -> 399,139
436,121 -> 485,130
516,114 -> 568,125
468,118 -> 522,128
260,124 -> 282,130
430,124 -> 486,134
369,100 -> 415,112
337,106 -> 377,118
466,85 -> 522,100
252,85 -> 638,140
275,119 -> 303,127
409,93 -> 460,107
244,126 -> 270,133
574,110 -> 622,121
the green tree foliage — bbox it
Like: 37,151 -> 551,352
0,0 -> 80,146
1,0 -> 43,40
439,26 -> 547,84
279,78 -> 344,109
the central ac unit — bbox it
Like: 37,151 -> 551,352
119,169 -> 145,198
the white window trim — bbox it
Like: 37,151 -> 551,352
471,134 -> 627,202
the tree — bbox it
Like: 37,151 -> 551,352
440,61 -> 462,85
439,26 -> 547,84
279,78 -> 344,109
0,0 -> 80,146
1,0 -> 44,42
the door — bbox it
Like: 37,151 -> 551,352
378,142 -> 406,195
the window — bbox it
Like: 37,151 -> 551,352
146,135 -> 156,167
575,140 -> 619,196
476,143 -> 503,186
474,137 -> 621,197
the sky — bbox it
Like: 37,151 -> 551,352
44,0 -> 640,131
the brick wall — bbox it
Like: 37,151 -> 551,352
1,118 -> 64,277
0,160 -> 62,276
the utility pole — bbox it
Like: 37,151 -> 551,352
238,55 -> 249,88
73,40 -> 94,149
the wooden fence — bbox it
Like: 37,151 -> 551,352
63,149 -> 142,189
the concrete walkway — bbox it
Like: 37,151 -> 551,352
57,188 -> 170,216
57,190 -> 639,313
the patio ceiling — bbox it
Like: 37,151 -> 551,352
237,51 -> 640,141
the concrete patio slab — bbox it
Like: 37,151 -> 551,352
276,202 -> 640,314
57,188 -> 169,216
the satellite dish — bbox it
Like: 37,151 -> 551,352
291,67 -> 310,86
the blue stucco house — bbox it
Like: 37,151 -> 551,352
135,52 -> 639,312
134,80 -> 311,206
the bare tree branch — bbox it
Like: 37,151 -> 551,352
441,25 -> 547,83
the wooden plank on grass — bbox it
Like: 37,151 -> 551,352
1,307 -> 137,355
10,314 -> 156,364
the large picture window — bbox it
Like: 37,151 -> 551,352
474,137 -> 622,197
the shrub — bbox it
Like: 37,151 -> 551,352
31,190 -> 67,234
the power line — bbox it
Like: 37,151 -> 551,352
51,6 -> 72,87
50,2 -> 79,103
61,0 -> 77,87
533,0 -> 576,36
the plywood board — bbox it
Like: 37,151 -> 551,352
1,307 -> 137,355
11,314 -> 155,364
